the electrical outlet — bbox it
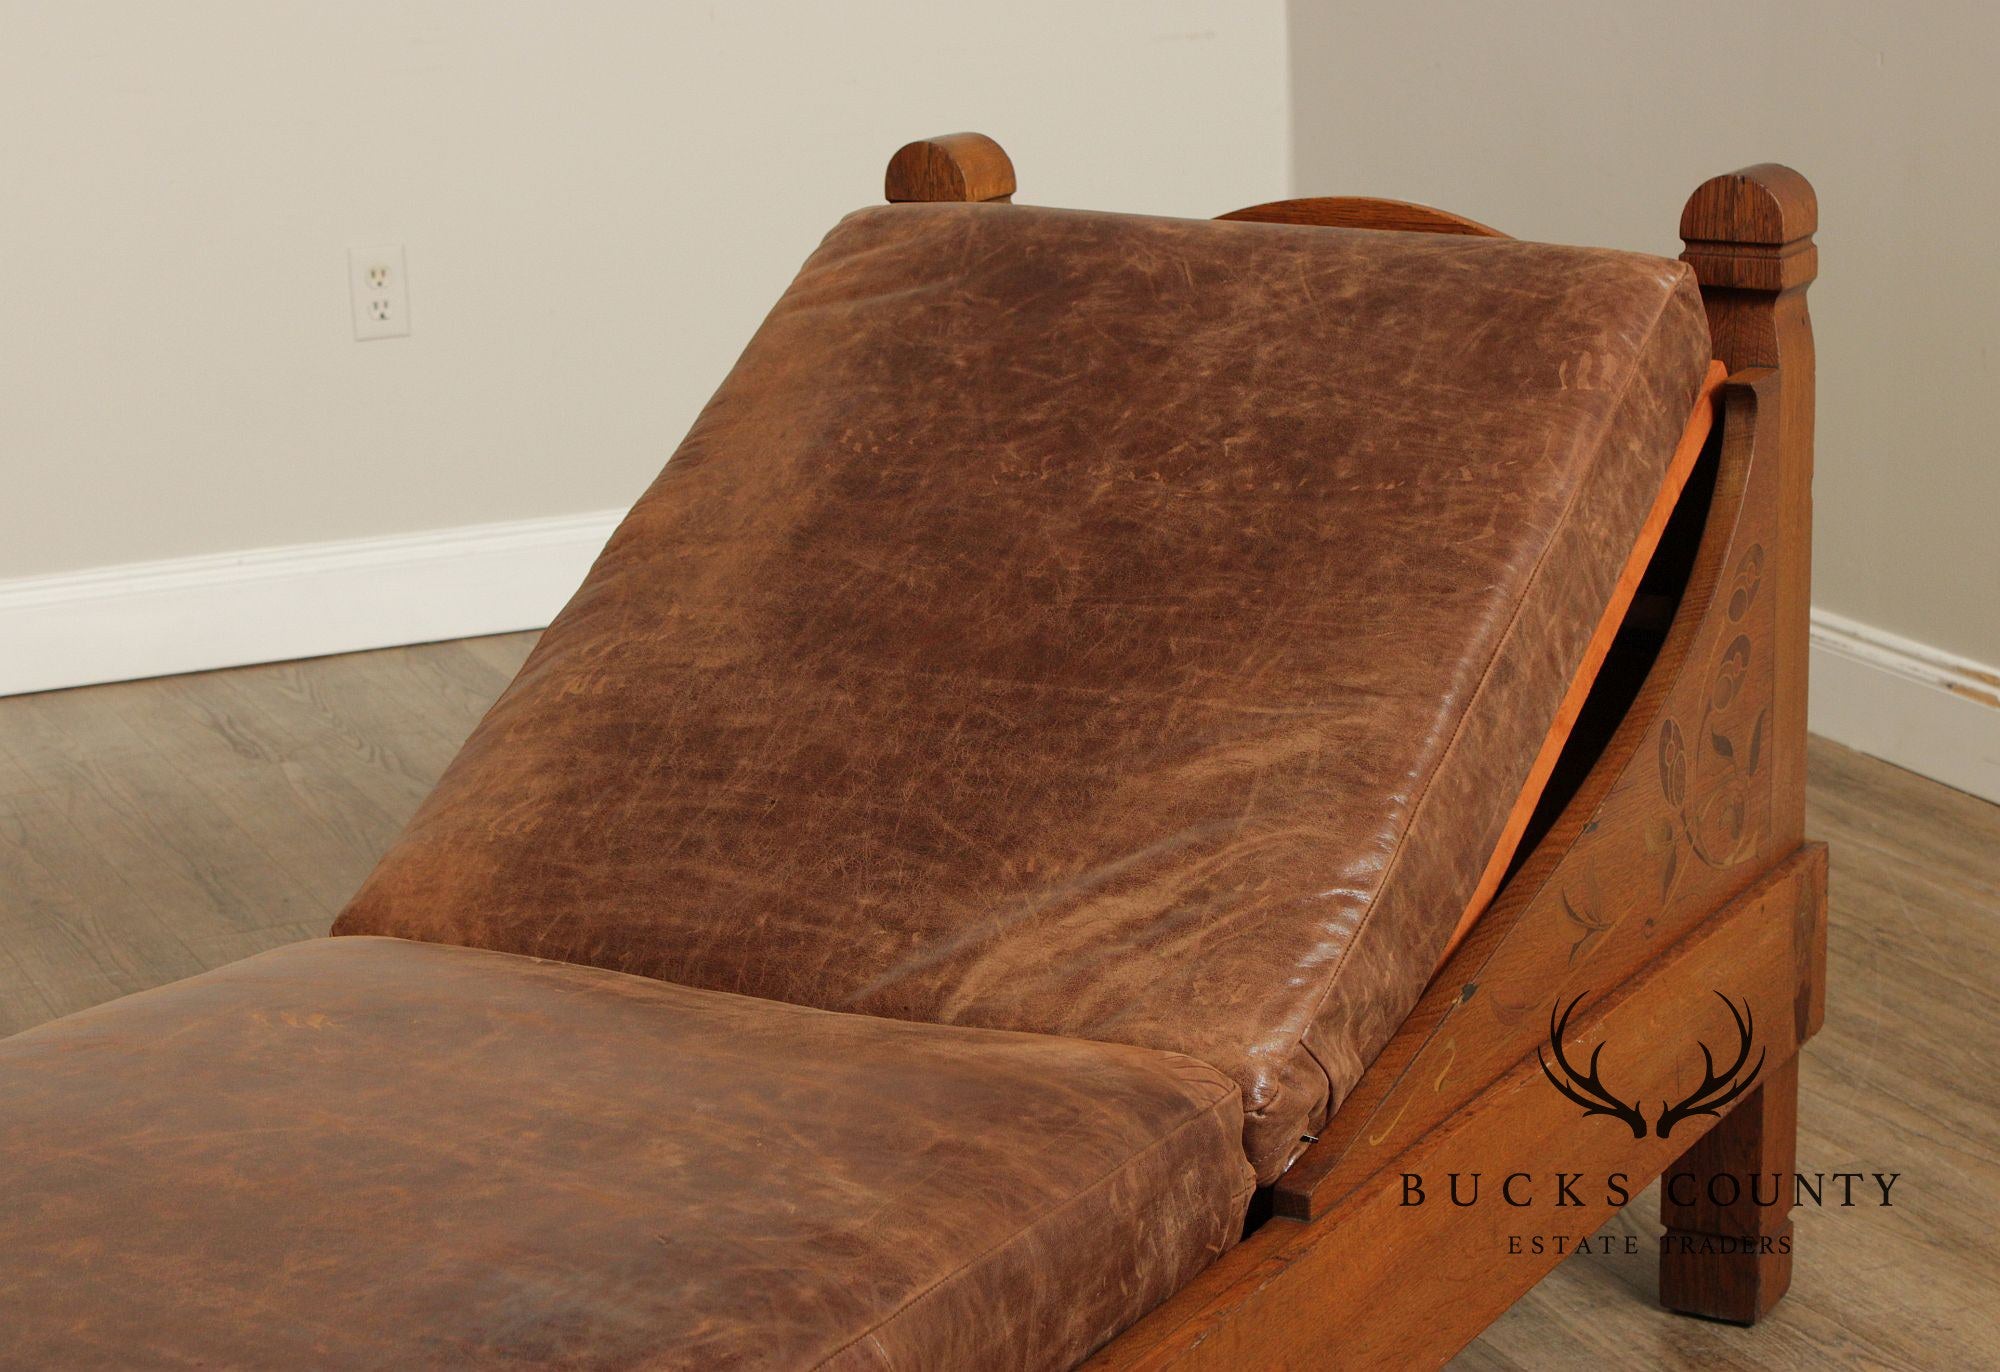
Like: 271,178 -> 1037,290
348,246 -> 410,340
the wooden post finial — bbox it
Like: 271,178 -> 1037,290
885,133 -> 1015,204
1680,164 -> 1818,296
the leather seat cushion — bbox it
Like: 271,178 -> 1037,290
335,202 -> 1714,1180
0,937 -> 1253,1371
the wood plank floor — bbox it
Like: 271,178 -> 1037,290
2,634 -> 1994,1369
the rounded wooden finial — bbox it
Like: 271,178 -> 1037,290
1680,165 -> 1818,293
885,133 -> 1016,204
1680,164 -> 1817,245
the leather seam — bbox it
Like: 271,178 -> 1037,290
799,1084 -> 1248,1372
1283,265 -> 1694,1132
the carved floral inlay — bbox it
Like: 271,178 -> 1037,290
1560,543 -> 1775,969
1653,543 -> 1770,898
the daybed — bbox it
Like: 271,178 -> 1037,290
0,134 -> 1825,1369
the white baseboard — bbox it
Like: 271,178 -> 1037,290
1809,609 -> 2000,805
0,511 -> 623,698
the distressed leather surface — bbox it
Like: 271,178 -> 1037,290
0,936 -> 1252,1370
336,203 -> 1712,1180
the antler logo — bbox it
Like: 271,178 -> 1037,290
1655,993 -> 1765,1138
1538,994 -> 1648,1137
1538,991 -> 1764,1140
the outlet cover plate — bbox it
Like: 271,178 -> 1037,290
348,245 -> 410,341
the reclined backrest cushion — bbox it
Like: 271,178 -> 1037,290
335,204 -> 1712,1181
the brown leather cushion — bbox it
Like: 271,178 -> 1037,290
335,203 -> 1712,1181
0,936 -> 1251,1370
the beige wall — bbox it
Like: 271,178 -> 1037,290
1288,0 -> 2000,666
1,1 -> 1288,580
11,0 -> 1996,783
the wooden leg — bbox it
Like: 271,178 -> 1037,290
1659,1052 -> 1799,1323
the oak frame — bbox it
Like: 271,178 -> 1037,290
887,136 -> 1826,1368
